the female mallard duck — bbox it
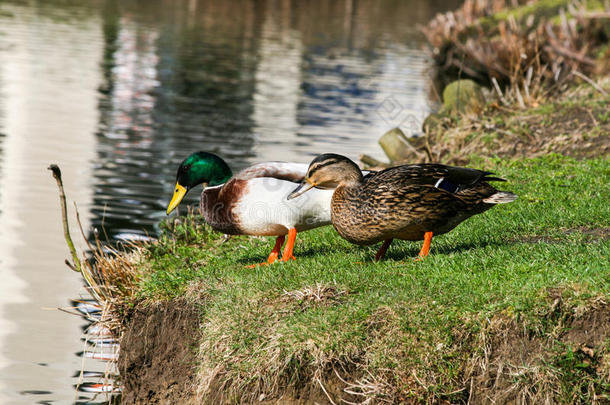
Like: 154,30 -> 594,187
288,153 -> 517,260
166,151 -> 335,266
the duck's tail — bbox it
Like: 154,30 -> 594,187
483,191 -> 518,204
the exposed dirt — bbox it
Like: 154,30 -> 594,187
571,226 -> 610,241
117,295 -> 609,404
562,301 -> 610,349
118,295 -> 364,404
510,102 -> 610,160
467,298 -> 610,404
118,299 -> 201,404
511,226 -> 610,244
364,86 -> 610,169
432,99 -> 610,166
468,318 -> 547,404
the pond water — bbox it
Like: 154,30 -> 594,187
0,0 -> 460,403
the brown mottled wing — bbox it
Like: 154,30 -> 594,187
355,183 -> 467,237
371,164 -> 504,188
366,164 -> 502,206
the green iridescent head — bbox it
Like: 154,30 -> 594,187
166,151 -> 233,215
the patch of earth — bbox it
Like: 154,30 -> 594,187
562,300 -> 610,349
118,299 -> 201,404
510,226 -> 610,244
568,226 -> 610,240
467,299 -> 610,404
116,295 -> 609,404
376,87 -> 610,167
441,100 -> 610,164
504,101 -> 610,160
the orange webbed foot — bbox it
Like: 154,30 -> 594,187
245,235 -> 285,268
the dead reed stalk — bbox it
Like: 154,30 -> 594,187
423,0 -> 610,106
48,164 -> 142,306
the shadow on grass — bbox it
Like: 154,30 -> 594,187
236,237 -> 510,265
379,238 -> 508,261
235,243 -> 356,265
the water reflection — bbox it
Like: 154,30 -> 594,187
0,0 -> 460,403
0,1 -> 103,403
91,0 -> 460,241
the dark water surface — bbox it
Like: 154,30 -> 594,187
0,0 -> 459,403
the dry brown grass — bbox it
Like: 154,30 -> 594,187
369,77 -> 610,168
194,284 -> 363,404
80,238 -> 144,304
282,283 -> 349,308
423,0 -> 610,107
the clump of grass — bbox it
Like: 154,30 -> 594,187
81,237 -> 144,303
282,283 -> 349,308
158,207 -> 219,247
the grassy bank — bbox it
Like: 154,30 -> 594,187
426,81 -> 610,166
374,77 -> 610,169
118,153 -> 609,403
102,1 -> 610,401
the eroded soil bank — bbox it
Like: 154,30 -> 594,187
118,294 -> 610,404
118,300 -> 201,404
117,299 -> 363,405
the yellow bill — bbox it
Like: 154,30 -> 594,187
166,183 -> 187,215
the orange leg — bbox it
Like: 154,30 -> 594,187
280,228 -> 297,262
267,235 -> 285,264
246,235 -> 285,268
375,239 -> 393,261
417,231 -> 433,259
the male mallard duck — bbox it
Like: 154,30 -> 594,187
288,153 -> 517,260
166,151 -> 335,266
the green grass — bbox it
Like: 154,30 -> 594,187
133,154 -> 610,403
